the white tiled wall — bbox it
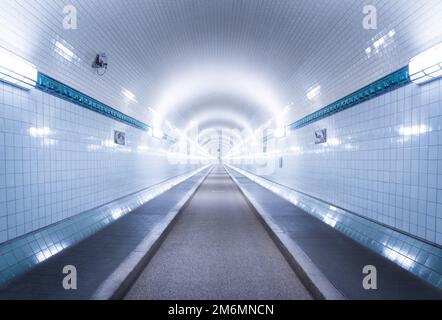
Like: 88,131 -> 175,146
0,82 -> 203,244
234,78 -> 442,246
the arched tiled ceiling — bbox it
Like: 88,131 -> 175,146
148,65 -> 284,129
3,0 -> 442,136
198,128 -> 244,144
184,110 -> 255,136
166,95 -> 274,130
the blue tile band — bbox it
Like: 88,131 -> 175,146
288,66 -> 411,132
36,73 -> 151,132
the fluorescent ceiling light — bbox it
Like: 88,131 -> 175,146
152,128 -> 164,139
0,46 -> 37,90
122,88 -> 137,102
306,85 -> 321,101
54,41 -> 76,62
409,42 -> 442,85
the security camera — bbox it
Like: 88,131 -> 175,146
92,53 -> 108,75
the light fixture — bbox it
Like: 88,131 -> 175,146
273,127 -> 287,139
0,46 -> 37,90
409,42 -> 442,85
306,85 -> 321,101
122,88 -> 137,102
152,128 -> 164,139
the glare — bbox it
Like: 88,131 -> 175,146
383,247 -> 415,270
102,139 -> 115,147
54,41 -> 76,62
306,85 -> 321,101
366,29 -> 396,58
323,213 -> 337,228
273,127 -> 286,139
399,125 -> 429,136
0,46 -> 37,90
111,208 -> 124,220
148,107 -> 162,126
29,127 -> 50,137
122,88 -> 137,102
152,127 -> 164,139
327,138 -> 341,146
137,145 -> 149,152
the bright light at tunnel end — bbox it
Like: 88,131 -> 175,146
152,127 -> 164,139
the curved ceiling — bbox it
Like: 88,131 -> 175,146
2,0 -> 442,147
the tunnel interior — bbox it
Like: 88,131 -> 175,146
0,0 -> 442,301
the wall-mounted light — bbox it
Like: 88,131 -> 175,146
152,127 -> 164,139
0,46 -> 37,90
306,85 -> 321,101
409,42 -> 442,85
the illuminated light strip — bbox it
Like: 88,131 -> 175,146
0,46 -> 37,90
409,42 -> 442,85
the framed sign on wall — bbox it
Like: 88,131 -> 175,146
114,130 -> 126,146
315,128 -> 327,144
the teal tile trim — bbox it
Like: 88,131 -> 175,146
226,165 -> 442,291
288,66 -> 411,131
36,73 -> 151,132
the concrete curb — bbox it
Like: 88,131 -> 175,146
91,166 -> 213,300
224,166 -> 346,300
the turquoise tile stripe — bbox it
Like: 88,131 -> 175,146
36,73 -> 151,131
288,66 -> 411,132
0,71 -> 178,141
36,73 -> 177,144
